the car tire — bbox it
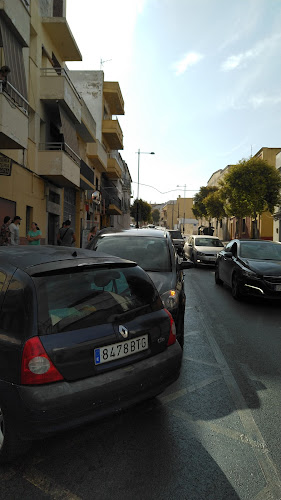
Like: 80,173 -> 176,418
215,266 -> 223,285
231,273 -> 242,300
0,406 -> 31,463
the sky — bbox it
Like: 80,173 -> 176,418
66,0 -> 281,204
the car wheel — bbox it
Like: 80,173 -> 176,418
215,266 -> 223,285
0,406 -> 31,463
232,273 -> 242,300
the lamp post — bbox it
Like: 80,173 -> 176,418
135,149 -> 155,228
177,184 -> 186,234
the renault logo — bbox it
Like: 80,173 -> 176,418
119,325 -> 129,339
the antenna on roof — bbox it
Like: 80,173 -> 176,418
100,58 -> 112,70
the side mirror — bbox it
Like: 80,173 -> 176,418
224,251 -> 233,258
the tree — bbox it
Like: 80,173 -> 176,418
220,157 -> 281,238
130,199 -> 152,224
192,186 -> 219,219
204,190 -> 227,221
151,209 -> 160,224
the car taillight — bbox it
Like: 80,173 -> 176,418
21,336 -> 63,385
164,309 -> 177,346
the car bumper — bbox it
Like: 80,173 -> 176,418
196,255 -> 217,265
2,343 -> 182,440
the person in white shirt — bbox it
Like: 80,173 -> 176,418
9,216 -> 21,245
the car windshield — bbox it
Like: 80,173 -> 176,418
169,231 -> 183,239
33,266 -> 161,334
240,242 -> 281,260
195,238 -> 224,247
95,236 -> 172,272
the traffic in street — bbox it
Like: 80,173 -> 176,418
0,260 -> 280,500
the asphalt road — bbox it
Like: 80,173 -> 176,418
0,266 -> 280,499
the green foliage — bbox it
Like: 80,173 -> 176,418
220,157 -> 281,219
151,209 -> 160,224
204,190 -> 226,220
192,186 -> 219,219
130,199 -> 152,223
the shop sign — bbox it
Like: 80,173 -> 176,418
0,157 -> 12,176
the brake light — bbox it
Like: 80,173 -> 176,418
164,308 -> 177,346
21,336 -> 63,385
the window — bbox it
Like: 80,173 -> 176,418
242,218 -> 246,233
26,206 -> 33,234
33,266 -> 161,334
0,271 -> 6,292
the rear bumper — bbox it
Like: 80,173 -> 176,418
1,343 -> 182,440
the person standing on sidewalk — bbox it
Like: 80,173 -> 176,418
0,216 -> 11,246
9,216 -> 21,245
27,222 -> 42,245
57,220 -> 76,247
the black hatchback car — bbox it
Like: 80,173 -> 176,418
0,246 -> 182,462
215,239 -> 281,300
87,228 -> 193,347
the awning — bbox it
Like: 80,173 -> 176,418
0,17 -> 28,100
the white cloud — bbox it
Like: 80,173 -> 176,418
249,94 -> 281,108
221,33 -> 281,71
172,52 -> 204,76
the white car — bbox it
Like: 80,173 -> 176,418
184,235 -> 224,266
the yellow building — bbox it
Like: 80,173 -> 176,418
162,197 -> 197,234
0,0 -> 130,246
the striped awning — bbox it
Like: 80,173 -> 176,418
0,17 -> 28,100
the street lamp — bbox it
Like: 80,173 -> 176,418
177,184 -> 186,234
135,149 -> 155,228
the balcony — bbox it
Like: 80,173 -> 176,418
102,119 -> 123,150
101,185 -> 122,215
103,82 -> 124,115
87,140 -> 107,172
107,152 -> 123,179
41,17 -> 82,62
0,0 -> 30,46
0,82 -> 28,149
38,143 -> 80,188
40,68 -> 81,123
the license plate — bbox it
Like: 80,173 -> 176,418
275,284 -> 281,291
94,335 -> 148,365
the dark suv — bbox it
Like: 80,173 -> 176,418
0,246 -> 182,462
168,230 -> 185,257
87,228 -> 193,347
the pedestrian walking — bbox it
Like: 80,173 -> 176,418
0,216 -> 11,246
27,222 -> 42,245
87,225 -> 98,243
57,220 -> 76,247
9,216 -> 21,245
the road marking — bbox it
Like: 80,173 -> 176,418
253,485 -> 277,500
183,356 -> 220,368
159,375 -> 223,404
198,311 -> 281,498
184,330 -> 200,336
22,467 -> 82,500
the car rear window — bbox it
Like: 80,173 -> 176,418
169,231 -> 183,239
94,237 -> 172,272
33,266 -> 162,334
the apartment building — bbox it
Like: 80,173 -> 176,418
0,0 -> 131,246
161,197 -> 197,234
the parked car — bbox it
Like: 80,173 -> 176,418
184,235 -> 225,266
0,246 -> 183,462
87,228 -> 193,347
167,230 -> 185,256
215,239 -> 281,300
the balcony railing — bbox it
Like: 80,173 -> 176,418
0,81 -> 29,114
40,67 -> 82,102
108,151 -> 124,172
39,142 -> 81,165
